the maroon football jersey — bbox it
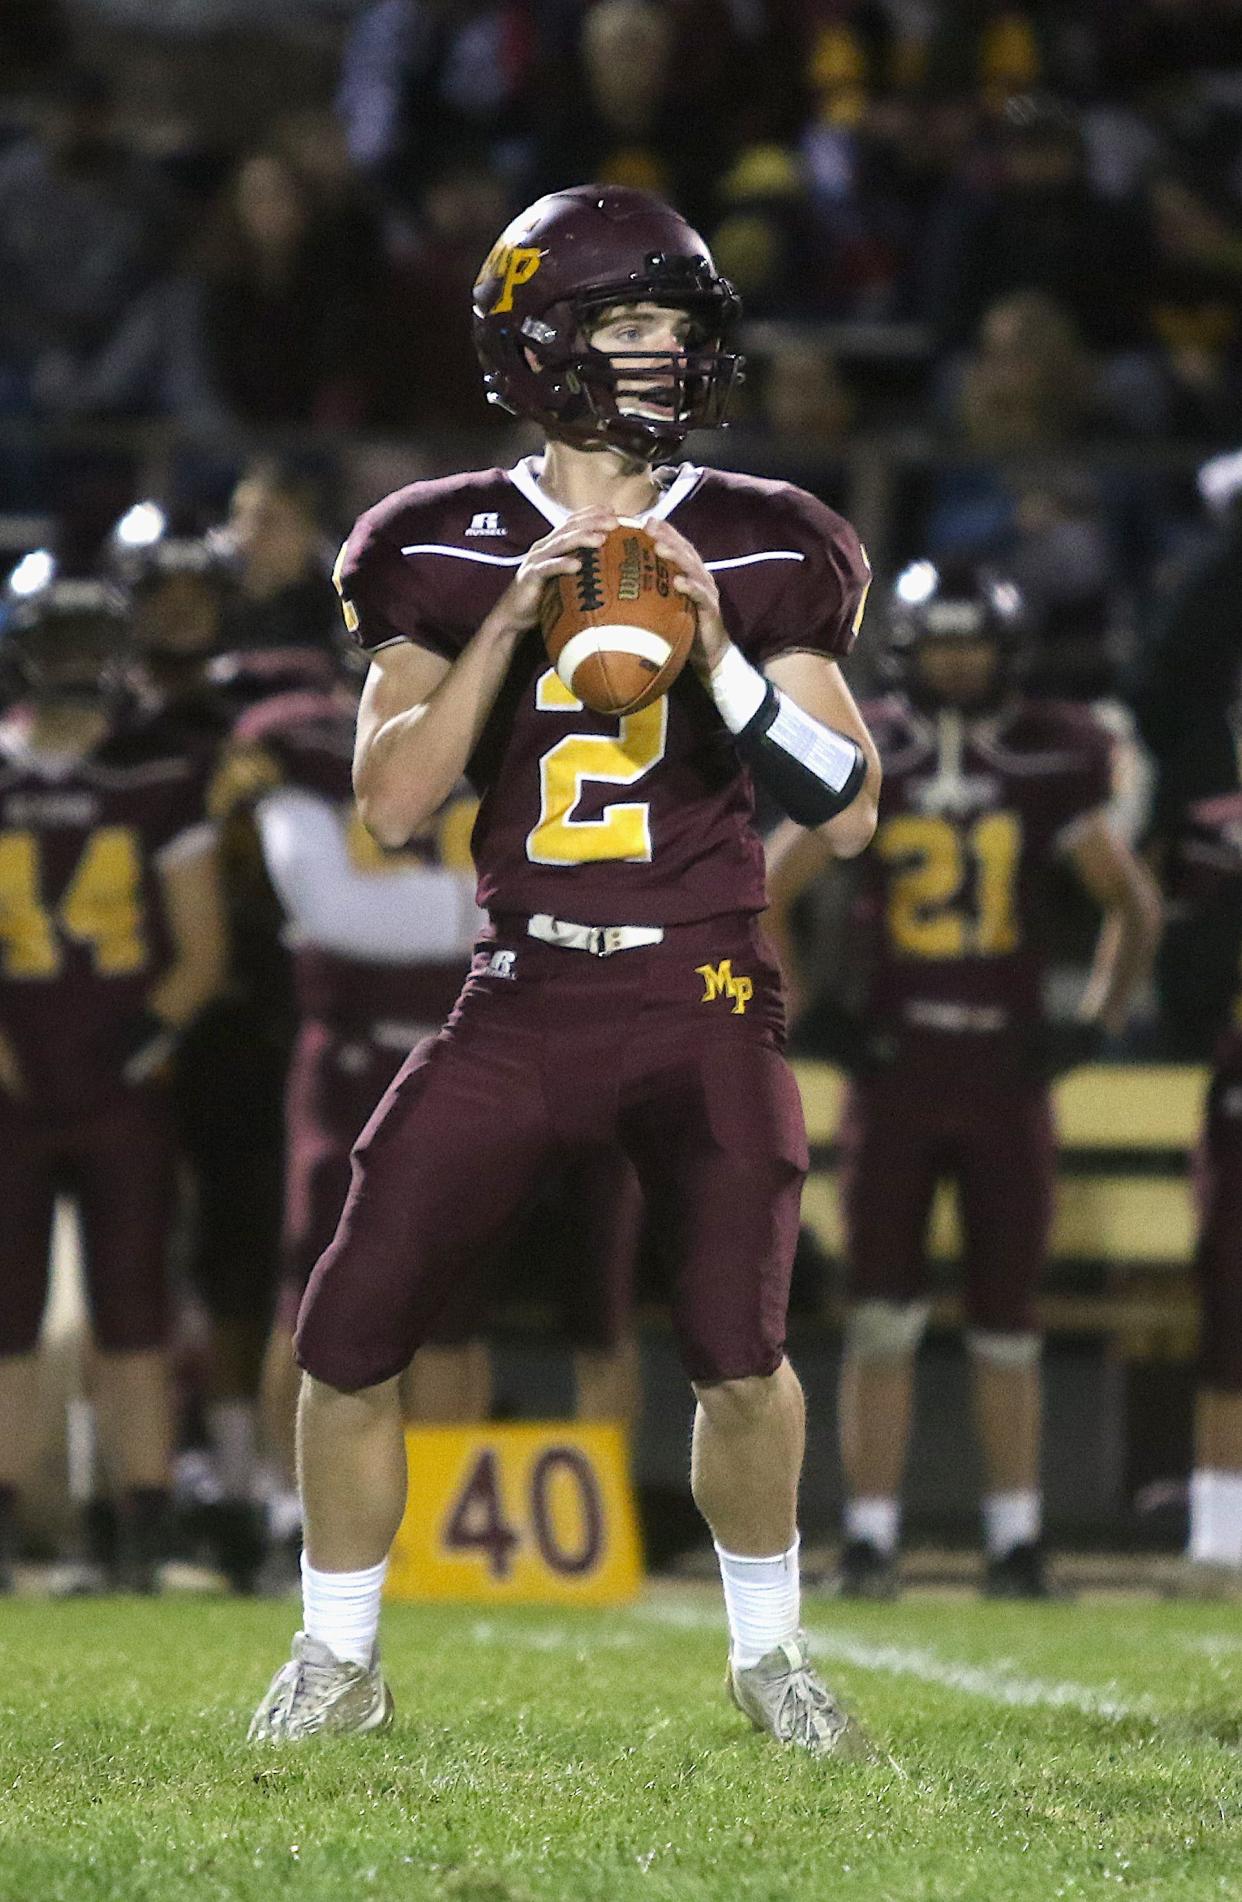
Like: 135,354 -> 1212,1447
334,457 -> 870,926
851,694 -> 1112,1043
1168,788 -> 1242,1075
0,717 -> 214,1115
224,689 -> 477,1027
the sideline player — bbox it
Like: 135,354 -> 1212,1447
767,560 -> 1161,1597
219,663 -> 651,1568
119,518 -> 341,1586
1159,789 -> 1242,1594
249,185 -> 881,1754
0,577 -> 225,1590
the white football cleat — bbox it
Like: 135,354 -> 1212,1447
728,1633 -> 875,1760
248,1631 -> 394,1742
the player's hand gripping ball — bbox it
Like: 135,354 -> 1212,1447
540,519 -> 697,715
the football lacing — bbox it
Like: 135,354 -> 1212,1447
574,546 -> 604,614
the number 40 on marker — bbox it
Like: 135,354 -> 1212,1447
386,1423 -> 644,1606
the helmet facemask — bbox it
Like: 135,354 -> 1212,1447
7,613 -> 131,710
549,270 -> 740,458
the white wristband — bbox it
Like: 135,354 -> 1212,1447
708,643 -> 769,734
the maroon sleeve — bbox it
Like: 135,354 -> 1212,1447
750,487 -> 872,668
216,693 -> 354,810
147,753 -> 216,863
333,489 -> 460,662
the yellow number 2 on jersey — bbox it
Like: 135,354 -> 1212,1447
527,669 -> 668,867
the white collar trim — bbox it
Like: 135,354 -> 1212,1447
506,456 -> 702,529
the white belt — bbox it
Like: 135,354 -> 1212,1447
370,1019 -> 438,1050
527,913 -> 665,957
903,1000 -> 1009,1034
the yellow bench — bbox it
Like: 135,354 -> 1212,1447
790,1062 -> 1208,1356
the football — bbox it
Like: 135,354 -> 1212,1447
539,519 -> 697,715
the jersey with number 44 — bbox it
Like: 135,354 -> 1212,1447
854,694 -> 1112,1042
0,719 -> 212,1113
335,459 -> 871,926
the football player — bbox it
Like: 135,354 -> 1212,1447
1157,790 -> 1242,1594
249,185 -> 881,1754
120,517 -> 338,1589
217,663 -> 649,1576
767,560 -> 1162,1598
0,575 -> 225,1590
116,516 -> 232,722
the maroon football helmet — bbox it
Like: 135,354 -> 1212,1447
2,575 -> 131,704
472,185 -> 743,461
886,558 -> 1026,711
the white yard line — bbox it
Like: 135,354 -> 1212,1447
470,1618 -> 639,1653
1178,1634 -> 1242,1660
468,1603 -> 1151,1721
634,1599 -> 1154,1722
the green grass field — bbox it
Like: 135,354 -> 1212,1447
0,1587 -> 1239,1902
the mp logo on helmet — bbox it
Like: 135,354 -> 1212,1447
478,243 -> 543,314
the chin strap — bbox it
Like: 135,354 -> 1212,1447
707,645 -> 866,828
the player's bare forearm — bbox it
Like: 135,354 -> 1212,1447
0,1024 -> 24,1097
764,821 -> 839,1024
1069,820 -> 1163,1036
765,817 -> 837,927
355,508 -> 616,848
1080,895 -> 1161,1035
148,844 -> 228,1028
354,626 -> 520,847
816,761 -> 880,857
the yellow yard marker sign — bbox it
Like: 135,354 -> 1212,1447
386,1423 -> 643,1606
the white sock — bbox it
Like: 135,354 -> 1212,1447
844,1495 -> 900,1553
206,1401 -> 257,1502
301,1553 -> 387,1667
1188,1469 -> 1242,1566
983,1489 -> 1041,1557
715,1536 -> 800,1670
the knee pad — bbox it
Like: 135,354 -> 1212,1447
845,1299 -> 931,1362
967,1328 -> 1041,1370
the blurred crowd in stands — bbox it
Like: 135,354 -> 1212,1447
0,1 -> 1238,706
1,1 -> 1240,437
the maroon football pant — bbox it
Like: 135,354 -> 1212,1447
0,1089 -> 175,1355
838,1055 -> 1055,1333
280,1019 -> 414,1313
172,997 -> 286,1327
1193,1066 -> 1242,1393
279,1019 -> 643,1349
296,917 -> 807,1391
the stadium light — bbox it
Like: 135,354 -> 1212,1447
7,549 -> 56,596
